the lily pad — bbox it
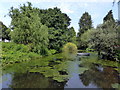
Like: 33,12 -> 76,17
112,83 -> 120,89
41,69 -> 59,77
53,75 -> 69,82
78,67 -> 89,74
29,67 -> 51,73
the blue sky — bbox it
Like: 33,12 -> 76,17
0,0 -> 118,32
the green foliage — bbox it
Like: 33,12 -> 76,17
81,21 -> 119,61
103,10 -> 115,23
77,12 -> 93,49
48,28 -> 67,51
112,83 -> 120,89
62,43 -> 77,53
2,50 -> 120,84
67,27 -> 76,44
81,29 -> 95,43
78,67 -> 89,74
1,42 -> 41,67
39,7 -> 71,30
78,12 -> 92,36
9,3 -> 75,53
62,43 -> 77,61
9,2 -> 49,55
80,52 -> 120,73
28,54 -> 70,82
0,21 -> 11,41
47,49 -> 57,55
38,8 -> 72,51
53,75 -> 69,82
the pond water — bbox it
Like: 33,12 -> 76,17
1,53 -> 120,89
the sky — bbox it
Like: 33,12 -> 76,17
0,0 -> 118,33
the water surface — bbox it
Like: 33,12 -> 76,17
2,53 -> 120,89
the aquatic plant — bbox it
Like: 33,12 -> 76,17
112,83 -> 120,89
80,52 -> 120,73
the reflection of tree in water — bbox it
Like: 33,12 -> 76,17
10,72 -> 66,88
62,52 -> 77,61
79,65 -> 120,88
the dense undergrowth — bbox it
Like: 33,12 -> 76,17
1,42 -> 58,67
1,42 -> 41,67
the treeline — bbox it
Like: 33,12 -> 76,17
0,2 -> 76,56
0,2 -> 120,61
77,10 -> 120,61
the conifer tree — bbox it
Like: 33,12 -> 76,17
78,12 -> 92,37
103,10 -> 115,23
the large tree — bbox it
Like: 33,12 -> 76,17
81,21 -> 118,61
38,7 -> 72,51
9,2 -> 49,55
39,7 -> 71,30
78,12 -> 92,36
77,12 -> 92,49
9,2 -> 75,53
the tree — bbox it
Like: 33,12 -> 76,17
39,7 -> 71,30
9,2 -> 49,55
48,27 -> 71,51
77,12 -> 92,49
9,2 -> 75,53
81,21 -> 118,61
103,10 -> 115,23
0,21 -> 11,41
67,27 -> 76,44
78,12 -> 92,36
38,7 -> 71,51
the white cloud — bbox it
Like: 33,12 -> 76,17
58,3 -> 74,14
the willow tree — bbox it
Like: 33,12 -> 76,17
9,2 -> 49,55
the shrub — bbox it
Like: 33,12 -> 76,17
62,43 -> 77,53
1,42 -> 41,66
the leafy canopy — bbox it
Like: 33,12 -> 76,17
9,2 -> 49,55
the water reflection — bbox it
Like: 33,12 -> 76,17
3,72 -> 66,88
2,73 -> 12,88
80,65 -> 120,88
62,52 -> 77,61
2,53 -> 120,89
